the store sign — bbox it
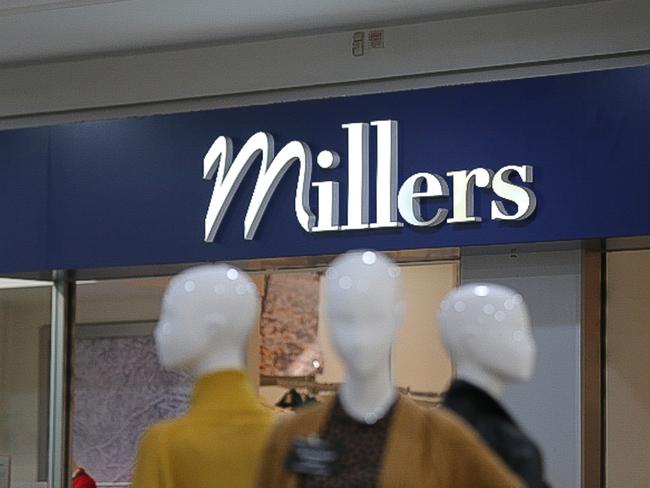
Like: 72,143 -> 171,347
204,120 -> 536,241
1,66 -> 649,273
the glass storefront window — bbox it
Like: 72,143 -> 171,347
70,277 -> 173,488
0,279 -> 52,488
3,242 -> 634,488
66,256 -> 458,487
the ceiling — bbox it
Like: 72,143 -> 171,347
0,0 -> 602,66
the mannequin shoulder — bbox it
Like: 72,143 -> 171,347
388,397 -> 480,445
425,407 -> 487,442
424,408 -> 525,486
419,405 -> 506,453
136,417 -> 188,450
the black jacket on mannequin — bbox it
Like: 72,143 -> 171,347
442,379 -> 550,488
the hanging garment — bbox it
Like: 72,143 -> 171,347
132,370 -> 274,488
72,467 -> 97,488
255,394 -> 524,487
442,379 -> 550,488
276,388 -> 321,411
276,388 -> 306,410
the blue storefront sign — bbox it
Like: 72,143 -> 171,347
0,66 -> 649,273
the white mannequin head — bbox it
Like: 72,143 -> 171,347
438,283 -> 536,399
154,264 -> 259,376
324,250 -> 404,421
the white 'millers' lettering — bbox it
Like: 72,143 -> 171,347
491,165 -> 536,221
203,132 -> 314,242
312,149 -> 341,232
446,168 -> 494,223
371,120 -> 401,228
398,172 -> 449,227
341,122 -> 370,230
203,120 -> 537,241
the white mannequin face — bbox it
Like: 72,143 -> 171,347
154,264 -> 259,374
324,250 -> 404,379
438,283 -> 536,383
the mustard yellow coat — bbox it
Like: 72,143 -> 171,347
131,370 -> 274,488
256,395 -> 524,487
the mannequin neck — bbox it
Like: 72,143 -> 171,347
339,363 -> 397,423
192,346 -> 246,377
455,362 -> 506,401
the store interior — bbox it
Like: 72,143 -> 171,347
0,244 -> 649,487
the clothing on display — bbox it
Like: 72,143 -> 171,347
256,394 -> 524,487
131,370 -> 273,488
299,394 -> 396,487
72,467 -> 97,488
276,388 -> 319,410
443,379 -> 549,488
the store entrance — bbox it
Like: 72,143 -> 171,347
68,254 -> 459,488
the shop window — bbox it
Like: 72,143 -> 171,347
0,279 -> 52,488
72,321 -> 192,484
67,255 -> 458,486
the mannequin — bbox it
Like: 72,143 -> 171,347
131,264 -> 273,488
439,283 -> 549,488
256,250 -> 523,487
327,249 -> 402,425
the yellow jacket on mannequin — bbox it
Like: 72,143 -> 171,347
132,370 -> 273,488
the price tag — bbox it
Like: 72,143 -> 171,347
286,436 -> 342,477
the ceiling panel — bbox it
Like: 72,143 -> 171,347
0,0 -> 129,16
0,0 -> 604,65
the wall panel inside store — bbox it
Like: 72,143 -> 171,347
461,248 -> 582,488
606,250 -> 650,488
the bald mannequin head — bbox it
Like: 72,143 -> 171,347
155,264 -> 259,375
438,283 -> 536,397
324,250 -> 404,379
